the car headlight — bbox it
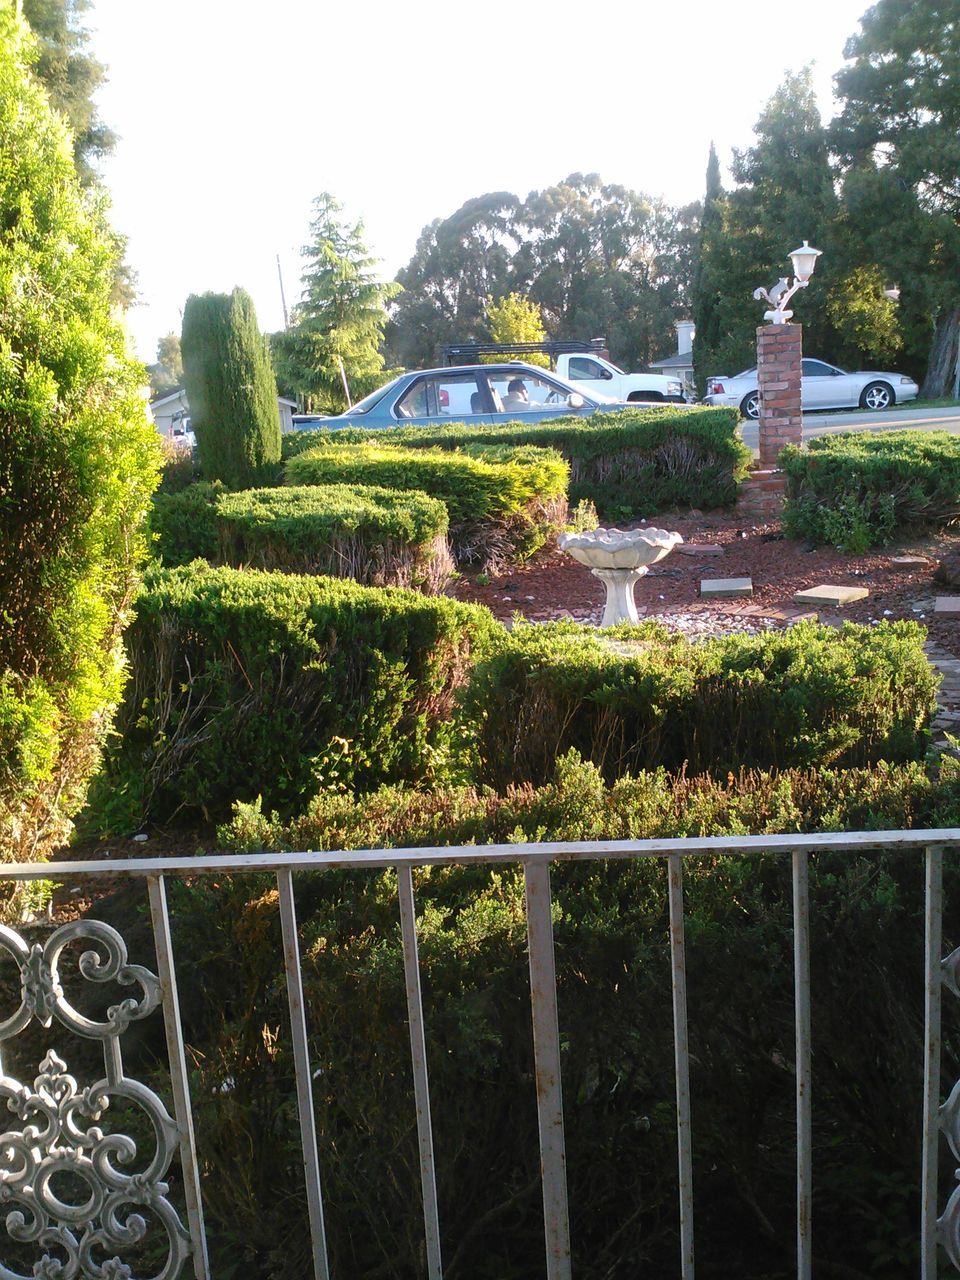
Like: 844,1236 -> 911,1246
899,376 -> 915,384
667,381 -> 682,395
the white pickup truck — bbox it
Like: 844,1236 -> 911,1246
554,352 -> 685,403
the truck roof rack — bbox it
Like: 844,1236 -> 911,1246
440,338 -> 606,366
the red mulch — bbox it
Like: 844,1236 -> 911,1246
453,511 -> 960,645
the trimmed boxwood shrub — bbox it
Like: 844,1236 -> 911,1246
282,405 -> 750,518
459,618 -> 938,789
150,483 -> 454,592
84,563 -> 500,831
285,441 -> 569,568
782,430 -> 960,552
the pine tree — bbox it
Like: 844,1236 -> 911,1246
692,143 -> 724,395
271,193 -> 400,413
181,289 -> 281,489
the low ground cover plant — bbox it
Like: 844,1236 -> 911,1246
84,563 -> 498,831
283,405 -> 750,518
285,440 -> 568,568
150,483 -> 453,592
461,618 -> 938,788
782,430 -> 960,551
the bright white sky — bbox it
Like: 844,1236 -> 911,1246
86,0 -> 873,364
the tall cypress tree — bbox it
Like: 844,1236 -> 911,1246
692,143 -> 724,395
181,289 -> 281,490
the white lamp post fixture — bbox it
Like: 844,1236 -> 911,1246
753,241 -> 822,324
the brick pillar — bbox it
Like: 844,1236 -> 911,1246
757,323 -> 802,468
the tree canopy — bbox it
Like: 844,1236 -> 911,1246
271,193 -> 400,413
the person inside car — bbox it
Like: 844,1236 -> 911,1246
501,377 -> 530,411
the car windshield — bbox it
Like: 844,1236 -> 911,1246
344,377 -> 402,416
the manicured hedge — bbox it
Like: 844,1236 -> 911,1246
285,441 -> 569,568
150,749 -> 960,1277
460,618 -> 938,788
150,483 -> 454,592
282,405 -> 750,518
782,430 -> 960,552
84,563 -> 499,831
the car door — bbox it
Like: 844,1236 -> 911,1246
392,372 -> 492,426
483,369 -> 596,421
800,359 -> 843,409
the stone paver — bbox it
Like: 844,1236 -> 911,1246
793,584 -> 869,607
890,556 -> 930,569
701,577 -> 753,598
935,597 -> 960,614
677,544 -> 724,557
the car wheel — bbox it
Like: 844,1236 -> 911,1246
739,391 -> 760,419
859,381 -> 894,411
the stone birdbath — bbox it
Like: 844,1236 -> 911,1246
558,526 -> 684,626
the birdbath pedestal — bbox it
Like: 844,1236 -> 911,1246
558,527 -> 684,627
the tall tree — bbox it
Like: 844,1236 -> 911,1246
21,0 -> 115,184
483,293 -> 549,367
182,289 -> 281,489
387,192 -> 521,368
0,9 -> 159,865
272,193 -> 400,413
833,0 -> 960,394
692,143 -> 725,394
148,332 -> 183,397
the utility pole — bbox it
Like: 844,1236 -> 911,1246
277,254 -> 289,329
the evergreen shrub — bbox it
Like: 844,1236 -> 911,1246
149,749 -> 960,1277
282,405 -> 750,518
285,441 -> 569,568
0,16 -> 160,863
181,288 -> 281,489
150,484 -> 454,592
85,563 -> 499,831
782,430 -> 960,551
460,619 -> 937,789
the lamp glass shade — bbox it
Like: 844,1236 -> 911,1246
788,241 -> 822,282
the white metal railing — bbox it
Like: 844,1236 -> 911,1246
1,829 -> 960,1280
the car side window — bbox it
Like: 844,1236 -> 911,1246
568,357 -> 611,380
802,360 -> 836,377
395,373 -> 485,419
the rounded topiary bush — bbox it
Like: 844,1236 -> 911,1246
0,15 -> 160,863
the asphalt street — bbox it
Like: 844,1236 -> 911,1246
738,403 -> 960,454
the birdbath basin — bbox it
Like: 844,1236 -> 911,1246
558,526 -> 684,626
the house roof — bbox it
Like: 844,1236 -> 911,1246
150,387 -> 186,408
649,352 -> 693,370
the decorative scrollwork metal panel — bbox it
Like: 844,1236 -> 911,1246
940,945 -> 960,1270
0,920 -> 191,1280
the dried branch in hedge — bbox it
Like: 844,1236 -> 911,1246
284,441 -> 569,569
150,483 -> 455,593
460,618 -> 938,789
282,405 -> 750,518
85,563 -> 500,831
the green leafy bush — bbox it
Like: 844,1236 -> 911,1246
0,16 -> 160,864
782,430 -> 960,550
285,441 -> 569,568
283,405 -> 751,518
150,483 -> 454,592
141,751 -> 960,1277
84,563 -> 500,831
459,619 -> 937,789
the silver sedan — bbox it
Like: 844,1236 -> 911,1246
703,358 -> 919,419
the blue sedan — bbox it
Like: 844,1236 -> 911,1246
292,363 -> 630,430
